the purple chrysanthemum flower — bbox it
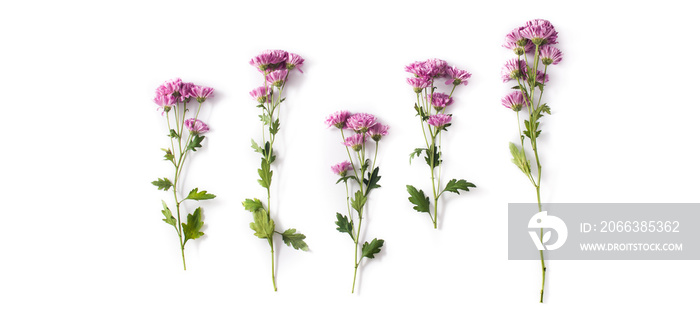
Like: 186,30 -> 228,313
539,45 -> 563,65
501,91 -> 528,112
430,92 -> 453,110
445,66 -> 472,86
156,78 -> 183,97
367,123 -> 389,142
266,69 -> 288,87
343,133 -> 366,151
405,58 -> 448,78
407,77 -> 430,93
286,53 -> 304,73
154,93 -> 177,114
191,85 -> 214,103
250,86 -> 271,104
501,59 -> 527,83
250,49 -> 289,72
331,161 -> 353,177
179,82 -> 195,102
346,113 -> 377,133
503,27 -> 535,55
325,110 -> 351,129
185,118 -> 209,134
427,114 -> 452,129
521,19 -> 558,46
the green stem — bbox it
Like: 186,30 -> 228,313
351,148 -> 366,293
270,240 -> 277,292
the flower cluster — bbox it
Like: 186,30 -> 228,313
501,19 -> 561,303
243,50 -> 308,292
151,78 -> 216,270
327,110 -> 387,293
405,58 -> 476,229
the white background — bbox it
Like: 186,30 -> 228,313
1,0 -> 698,317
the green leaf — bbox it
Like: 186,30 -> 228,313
261,142 -> 276,164
280,228 -> 309,251
350,190 -> 367,213
442,179 -> 476,196
335,212 -> 354,241
168,129 -> 179,139
251,139 -> 263,153
269,119 -> 280,135
186,135 -> 205,152
259,114 -> 272,125
336,175 -> 359,184
250,209 -> 275,239
361,238 -> 384,259
152,178 -> 173,191
161,200 -> 177,227
363,167 -> 381,196
509,142 -> 531,175
161,148 -> 174,162
409,148 -> 426,164
182,207 -> 204,245
414,104 -> 428,121
424,146 -> 441,167
257,159 -> 273,189
185,188 -> 216,201
406,185 -> 430,213
242,198 -> 264,213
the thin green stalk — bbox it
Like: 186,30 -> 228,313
351,148 -> 366,293
270,239 -> 277,291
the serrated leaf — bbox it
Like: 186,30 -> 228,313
409,148 -> 426,164
242,198 -> 264,213
182,207 -> 204,245
509,142 -> 531,175
168,129 -> 179,139
350,190 -> 367,213
185,188 -> 216,201
250,209 -> 275,240
269,119 -> 280,135
161,148 -> 174,162
281,228 -> 309,251
161,200 -> 177,227
336,175 -> 359,184
442,179 -> 477,196
152,178 -> 173,191
406,185 -> 431,213
259,114 -> 272,125
361,238 -> 384,259
251,139 -> 263,153
257,159 -> 273,189
335,212 -> 354,241
424,146 -> 441,167
363,167 -> 381,196
186,135 -> 205,152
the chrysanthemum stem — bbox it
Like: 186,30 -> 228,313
270,240 -> 277,292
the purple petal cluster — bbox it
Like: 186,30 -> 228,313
266,69 -> 288,87
286,53 -> 304,73
406,77 -> 430,93
249,86 -> 271,104
191,85 -> 215,103
325,110 -> 351,129
521,19 -> 558,45
346,113 -> 377,133
430,93 -> 453,110
501,59 -> 527,83
427,114 -> 452,129
185,118 -> 210,134
249,49 -> 289,72
367,123 -> 390,142
539,45 -> 563,65
154,78 -> 214,112
503,27 -> 535,54
501,91 -> 528,111
343,133 -> 366,151
405,58 -> 448,79
445,66 -> 472,86
331,161 -> 353,176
